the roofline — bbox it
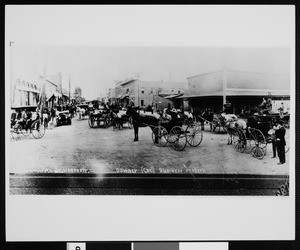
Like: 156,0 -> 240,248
120,79 -> 136,86
186,70 -> 223,79
186,68 -> 289,79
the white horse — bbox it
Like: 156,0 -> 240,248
223,114 -> 247,145
76,107 -> 85,119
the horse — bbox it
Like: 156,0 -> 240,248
193,110 -> 214,131
126,107 -> 185,142
111,108 -> 133,130
76,106 -> 85,119
126,106 -> 160,141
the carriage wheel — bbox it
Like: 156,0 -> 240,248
14,124 -> 26,140
11,125 -> 23,140
249,128 -> 267,159
31,120 -> 45,139
21,126 -> 31,137
169,126 -> 187,151
88,116 -> 95,128
232,128 -> 247,153
185,124 -> 203,147
152,126 -> 168,147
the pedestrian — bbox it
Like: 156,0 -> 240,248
43,108 -> 49,128
25,109 -> 32,132
268,124 -> 277,158
275,120 -> 286,165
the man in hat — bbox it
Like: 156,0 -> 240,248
275,120 -> 286,165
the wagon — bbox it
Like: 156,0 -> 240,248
111,109 -> 133,130
10,106 -> 45,140
231,114 -> 289,159
151,117 -> 203,151
211,114 -> 228,133
88,108 -> 111,128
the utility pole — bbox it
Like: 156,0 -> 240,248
135,73 -> 142,107
69,74 -> 71,104
10,41 -> 14,106
39,46 -> 47,112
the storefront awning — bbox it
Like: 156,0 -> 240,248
176,89 -> 290,99
164,93 -> 184,99
16,86 -> 40,93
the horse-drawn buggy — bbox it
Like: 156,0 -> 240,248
230,113 -> 289,159
10,106 -> 45,140
111,108 -> 133,130
77,103 -> 92,119
193,109 -> 227,133
126,107 -> 203,151
88,108 -> 111,128
152,117 -> 203,151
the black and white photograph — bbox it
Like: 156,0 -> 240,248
5,5 -> 295,242
8,44 -> 292,195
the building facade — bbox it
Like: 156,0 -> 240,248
111,78 -> 187,108
183,68 -> 290,114
11,77 -> 40,107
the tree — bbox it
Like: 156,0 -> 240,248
73,86 -> 85,103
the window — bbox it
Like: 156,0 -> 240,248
178,90 -> 180,94
141,100 -> 144,106
141,89 -> 144,94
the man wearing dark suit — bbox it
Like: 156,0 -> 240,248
275,121 -> 286,165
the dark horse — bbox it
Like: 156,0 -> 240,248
126,106 -> 159,141
192,108 -> 214,131
126,107 -> 185,142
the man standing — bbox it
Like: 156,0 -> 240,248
275,121 -> 286,165
268,124 -> 277,158
127,102 -> 140,141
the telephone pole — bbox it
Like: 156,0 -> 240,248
10,41 -> 15,106
69,74 -> 71,104
135,73 -> 142,107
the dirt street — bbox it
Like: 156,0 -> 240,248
9,116 -> 290,176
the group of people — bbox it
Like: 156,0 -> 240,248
11,108 -> 40,132
269,120 -> 287,165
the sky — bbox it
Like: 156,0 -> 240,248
10,45 -> 291,100
6,5 -> 294,101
